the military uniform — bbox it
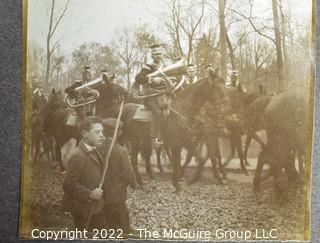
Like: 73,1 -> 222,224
230,71 -> 238,87
135,63 -> 165,139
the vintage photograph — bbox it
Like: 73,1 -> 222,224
20,0 -> 315,240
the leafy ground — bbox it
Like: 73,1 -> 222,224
23,152 -> 309,241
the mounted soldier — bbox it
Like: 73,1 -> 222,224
230,70 -> 239,87
134,44 -> 186,146
185,64 -> 198,85
135,44 -> 167,145
65,65 -> 92,98
65,67 -> 128,120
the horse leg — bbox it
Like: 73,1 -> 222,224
181,149 -> 193,177
216,142 -> 226,178
55,143 -> 65,172
244,133 -> 252,166
50,136 -> 56,165
207,138 -> 223,183
143,144 -> 154,179
47,136 -> 56,167
131,143 -> 143,186
155,147 -> 164,174
190,157 -> 206,184
222,137 -> 235,167
234,134 -> 247,173
272,166 -> 287,196
253,149 -> 266,193
171,145 -> 182,192
285,151 -> 303,186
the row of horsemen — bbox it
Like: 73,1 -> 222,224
31,44 -> 307,196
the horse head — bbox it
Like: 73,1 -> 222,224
48,88 -> 65,110
174,70 -> 229,119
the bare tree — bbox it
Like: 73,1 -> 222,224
218,0 -> 227,80
225,0 -> 286,90
115,28 -> 139,88
114,26 -> 157,88
45,0 -> 70,85
175,0 -> 205,63
279,0 -> 288,82
148,0 -> 205,63
271,0 -> 284,90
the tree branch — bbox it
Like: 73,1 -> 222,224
49,0 -> 70,39
226,6 -> 276,45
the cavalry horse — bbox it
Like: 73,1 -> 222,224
31,90 -> 55,164
160,70 -> 229,191
251,91 -> 308,194
179,85 -> 257,183
42,89 -> 82,172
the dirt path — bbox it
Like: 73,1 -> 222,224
24,155 -> 308,241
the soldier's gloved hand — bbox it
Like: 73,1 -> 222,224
89,188 -> 103,200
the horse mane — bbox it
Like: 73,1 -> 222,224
176,77 -> 208,99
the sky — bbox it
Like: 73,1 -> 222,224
27,0 -> 313,54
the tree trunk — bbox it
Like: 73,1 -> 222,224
219,0 -> 227,81
239,35 -> 243,85
45,41 -> 51,85
127,65 -> 131,89
279,0 -> 288,83
187,38 -> 193,64
226,32 -> 236,70
271,0 -> 284,91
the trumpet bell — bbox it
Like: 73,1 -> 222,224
147,57 -> 187,78
66,89 -> 99,108
65,76 -> 104,108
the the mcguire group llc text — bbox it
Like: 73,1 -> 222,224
137,228 -> 278,240
30,227 -> 279,240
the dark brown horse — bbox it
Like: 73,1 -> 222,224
42,89 -> 82,172
179,86 -> 253,182
252,91 -> 308,194
162,71 -> 229,192
182,87 -> 263,176
31,92 -> 53,162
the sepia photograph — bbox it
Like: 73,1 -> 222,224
19,0 -> 315,240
